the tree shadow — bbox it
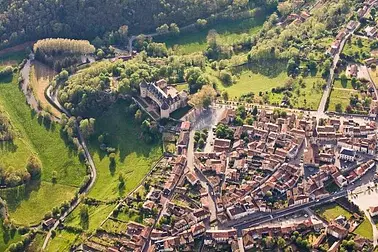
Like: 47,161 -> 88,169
0,74 -> 13,84
0,141 -> 18,153
0,179 -> 41,213
118,183 -> 125,196
310,68 -> 318,77
109,161 -> 116,176
30,109 -> 37,120
341,78 -> 348,88
80,218 -> 89,230
232,60 -> 287,78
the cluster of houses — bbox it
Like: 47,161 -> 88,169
241,206 -> 373,251
285,11 -> 311,26
192,109 -> 377,223
82,222 -> 151,252
77,105 -> 377,251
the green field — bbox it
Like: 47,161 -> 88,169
103,218 -> 128,234
87,100 -> 162,201
354,215 -> 373,240
65,203 -> 115,232
328,88 -> 359,112
1,182 -> 76,225
316,203 -> 352,221
333,79 -> 355,89
328,78 -> 362,112
220,70 -> 288,98
0,219 -> 24,251
268,76 -> 324,110
0,74 -> 86,225
342,36 -> 372,61
158,14 -> 266,54
0,75 -> 86,186
46,229 -> 79,252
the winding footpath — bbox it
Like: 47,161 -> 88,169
19,60 -> 98,250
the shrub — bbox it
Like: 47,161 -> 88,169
0,66 -> 13,79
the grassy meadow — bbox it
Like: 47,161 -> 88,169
157,13 -> 266,55
0,74 -> 86,225
87,100 -> 163,201
65,203 -> 115,232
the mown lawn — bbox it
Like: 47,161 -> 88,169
175,83 -> 189,92
0,218 -> 23,251
0,182 -> 76,225
46,229 -> 79,252
316,203 -> 352,221
65,203 -> 115,232
87,100 -> 162,201
354,215 -> 373,240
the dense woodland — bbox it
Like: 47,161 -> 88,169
0,0 -> 276,49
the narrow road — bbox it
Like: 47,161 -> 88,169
40,84 -> 98,250
317,23 -> 360,116
18,57 -> 99,249
229,190 -> 348,230
186,108 -> 224,223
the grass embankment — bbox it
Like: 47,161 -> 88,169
0,74 -> 86,225
369,67 -> 378,86
88,100 -> 163,201
26,232 -> 46,252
